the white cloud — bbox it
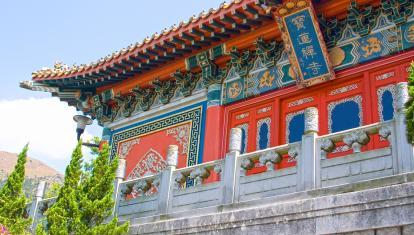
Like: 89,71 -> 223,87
0,97 -> 102,173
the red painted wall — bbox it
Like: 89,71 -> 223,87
202,105 -> 225,161
121,122 -> 191,178
222,51 -> 414,167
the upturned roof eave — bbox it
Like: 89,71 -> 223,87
31,0 -> 267,83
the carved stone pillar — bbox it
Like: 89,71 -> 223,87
115,158 -> 126,180
229,127 -> 242,153
158,145 -> 179,214
113,158 -> 126,217
299,110 -> 319,191
166,145 -> 179,168
29,181 -> 46,228
393,82 -> 414,172
221,127 -> 243,204
396,82 -> 409,112
304,107 -> 319,134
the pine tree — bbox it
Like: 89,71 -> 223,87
37,141 -> 128,234
0,144 -> 31,234
44,182 -> 62,199
36,141 -> 83,234
75,143 -> 129,234
406,62 -> 414,143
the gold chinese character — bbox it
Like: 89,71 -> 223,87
301,45 -> 316,59
298,32 -> 312,44
307,62 -> 322,75
259,71 -> 275,88
361,37 -> 381,58
291,15 -> 305,30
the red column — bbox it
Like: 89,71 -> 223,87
202,105 -> 224,162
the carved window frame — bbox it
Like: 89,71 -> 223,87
285,110 -> 305,143
256,117 -> 271,150
327,95 -> 363,133
377,84 -> 396,122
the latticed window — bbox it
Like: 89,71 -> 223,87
377,85 -> 396,122
381,90 -> 394,121
257,118 -> 271,150
286,112 -> 305,143
328,96 -> 362,133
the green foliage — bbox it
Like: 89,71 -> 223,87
36,141 -> 128,235
76,144 -> 129,234
44,182 -> 62,199
406,62 -> 414,143
87,136 -> 101,157
0,144 -> 31,234
37,141 -> 83,234
82,136 -> 101,178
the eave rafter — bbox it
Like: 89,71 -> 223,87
30,0 -> 274,90
27,0 -> 381,95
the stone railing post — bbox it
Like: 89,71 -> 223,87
158,145 -> 178,214
394,82 -> 414,173
29,181 -> 46,229
221,128 -> 242,204
113,158 -> 126,216
298,107 -> 319,191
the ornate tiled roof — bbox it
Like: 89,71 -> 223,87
25,0 -> 387,93
30,0 -> 274,88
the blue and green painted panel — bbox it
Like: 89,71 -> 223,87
330,15 -> 414,71
222,57 -> 295,105
222,79 -> 245,104
402,20 -> 414,50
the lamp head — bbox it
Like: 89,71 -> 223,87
73,115 -> 93,140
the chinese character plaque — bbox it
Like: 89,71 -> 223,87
275,0 -> 335,88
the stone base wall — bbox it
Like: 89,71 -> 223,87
129,173 -> 414,235
338,225 -> 414,235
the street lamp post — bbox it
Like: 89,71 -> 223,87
73,114 -> 100,148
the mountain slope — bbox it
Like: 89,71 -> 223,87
0,151 -> 63,197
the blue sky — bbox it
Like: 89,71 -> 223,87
0,0 -> 223,172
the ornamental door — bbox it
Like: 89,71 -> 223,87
228,100 -> 276,154
281,92 -> 320,144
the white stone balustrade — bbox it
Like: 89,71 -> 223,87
173,160 -> 223,188
239,144 -> 291,175
26,117 -> 414,226
317,121 -> 392,155
118,174 -> 160,200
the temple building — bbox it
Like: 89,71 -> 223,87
22,0 -> 414,234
